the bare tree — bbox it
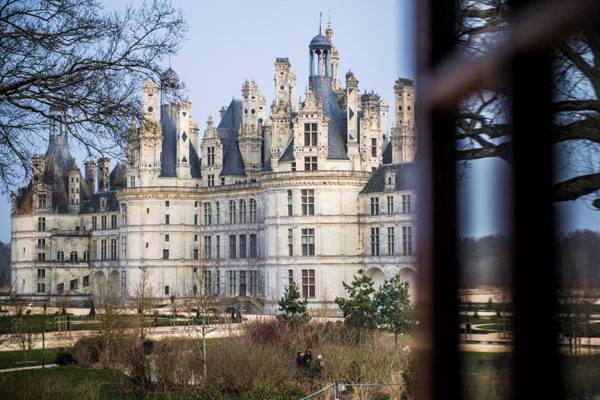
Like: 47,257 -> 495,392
455,1 -> 600,207
92,276 -> 125,367
133,266 -> 154,338
187,262 -> 217,383
0,0 -> 187,193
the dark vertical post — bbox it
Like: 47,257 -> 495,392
509,1 -> 560,399
416,1 -> 460,399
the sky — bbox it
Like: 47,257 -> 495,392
0,0 -> 598,242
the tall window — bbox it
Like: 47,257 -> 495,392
301,189 -> 315,216
249,234 -> 257,258
371,138 -> 377,157
208,174 -> 215,187
91,216 -> 97,230
239,271 -> 247,296
249,199 -> 257,223
288,229 -> 294,256
110,238 -> 117,260
37,217 -> 46,232
37,283 -> 46,293
302,269 -> 315,298
91,240 -> 97,260
37,238 -> 45,249
111,215 -> 117,229
163,249 -> 169,260
288,269 -> 294,289
70,251 -> 78,262
228,271 -> 236,296
83,250 -> 89,262
165,214 -> 170,225
402,225 -> 412,256
204,236 -> 212,259
287,190 -> 293,216
387,195 -> 394,214
193,248 -> 199,260
229,235 -> 236,259
38,194 -> 47,208
216,235 -> 221,259
402,194 -> 412,214
215,201 -> 221,224
301,228 -> 315,256
202,270 -> 212,295
388,227 -> 395,256
371,227 -> 380,256
37,268 -> 45,278
304,122 -> 318,146
239,234 -> 247,259
304,156 -> 317,171
204,202 -> 212,225
229,200 -> 236,224
101,240 -> 107,260
101,215 -> 107,230
57,250 -> 64,262
370,197 -> 380,215
207,146 -> 215,166
249,270 -> 258,296
37,252 -> 46,261
239,200 -> 247,224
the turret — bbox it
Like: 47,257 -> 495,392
84,160 -> 97,194
68,165 -> 80,213
98,157 -> 110,192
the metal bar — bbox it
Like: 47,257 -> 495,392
509,1 -> 560,398
415,0 -> 461,399
423,0 -> 600,111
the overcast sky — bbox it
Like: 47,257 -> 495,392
0,0 -> 597,243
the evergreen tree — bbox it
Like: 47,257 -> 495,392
277,283 -> 310,325
375,276 -> 413,345
335,270 -> 378,329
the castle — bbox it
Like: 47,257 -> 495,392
10,22 -> 416,312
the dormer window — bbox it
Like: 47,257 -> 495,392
100,197 -> 106,209
385,169 -> 396,191
304,123 -> 318,146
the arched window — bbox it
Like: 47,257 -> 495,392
239,200 -> 247,224
229,200 -> 236,224
70,251 -> 78,262
249,199 -> 257,223
83,250 -> 89,262
57,251 -> 64,262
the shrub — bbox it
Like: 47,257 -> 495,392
54,348 -> 76,366
71,336 -> 104,365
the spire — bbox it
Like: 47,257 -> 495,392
319,12 -> 322,35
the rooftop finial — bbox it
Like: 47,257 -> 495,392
319,12 -> 322,35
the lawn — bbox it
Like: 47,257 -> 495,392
461,352 -> 600,399
0,348 -> 60,369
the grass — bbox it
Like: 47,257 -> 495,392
0,348 -> 60,369
0,314 -> 226,334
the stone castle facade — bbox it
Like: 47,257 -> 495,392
10,23 -> 417,312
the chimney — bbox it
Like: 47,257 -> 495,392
84,160 -> 97,194
97,158 -> 111,192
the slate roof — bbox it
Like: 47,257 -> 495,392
217,99 -> 246,176
309,34 -> 331,49
109,162 -> 127,190
310,76 -> 348,160
160,104 -> 177,177
158,104 -> 201,178
382,141 -> 392,164
80,191 -> 120,214
360,162 -> 416,194
279,139 -> 295,162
